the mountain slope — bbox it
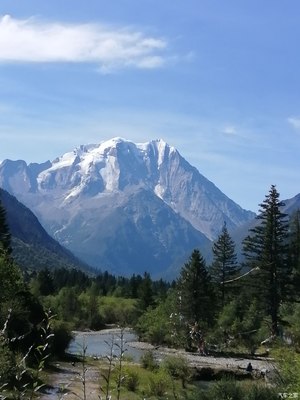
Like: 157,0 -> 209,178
0,188 -> 92,272
0,137 -> 255,276
56,187 -> 210,277
282,193 -> 300,215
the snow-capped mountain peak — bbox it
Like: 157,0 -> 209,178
34,137 -> 180,198
0,138 -> 255,276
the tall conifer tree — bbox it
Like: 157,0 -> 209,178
243,185 -> 289,336
288,209 -> 300,297
0,199 -> 11,257
177,249 -> 215,326
211,222 -> 239,308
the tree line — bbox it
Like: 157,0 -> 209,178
137,185 -> 300,352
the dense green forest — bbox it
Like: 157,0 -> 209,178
1,185 -> 300,399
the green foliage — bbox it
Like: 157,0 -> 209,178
281,302 -> 300,348
138,272 -> 154,310
212,298 -> 265,353
0,257 -> 23,305
0,198 -> 12,257
56,287 -> 81,322
245,384 -> 278,400
30,266 -> 169,330
35,268 -> 55,296
243,185 -> 290,336
148,369 -> 171,397
0,311 -> 53,399
136,287 -> 188,347
0,336 -> 15,386
0,257 -> 47,364
196,381 -> 278,400
177,249 -> 216,327
208,378 -> 243,400
135,301 -> 169,345
3,185 -> 300,398
11,237 -> 88,272
162,355 -> 190,388
78,291 -> 104,330
288,209 -> 300,300
50,320 -> 73,357
140,350 -> 158,371
0,216 -> 55,395
211,222 -> 240,308
0,188 -> 90,272
123,366 -> 140,392
275,348 -> 300,393
99,296 -> 139,326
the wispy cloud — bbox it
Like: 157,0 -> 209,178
287,116 -> 300,130
222,125 -> 237,135
0,15 -> 168,72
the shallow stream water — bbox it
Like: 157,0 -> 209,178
68,329 -> 145,362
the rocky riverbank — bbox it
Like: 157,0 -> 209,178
128,341 -> 275,380
72,329 -> 274,374
39,330 -> 276,399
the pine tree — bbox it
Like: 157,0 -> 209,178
177,249 -> 215,326
138,272 -> 154,310
243,185 -> 289,336
36,268 -> 55,296
288,209 -> 300,298
0,199 -> 11,257
210,222 -> 240,308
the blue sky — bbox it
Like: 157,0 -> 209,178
0,0 -> 300,212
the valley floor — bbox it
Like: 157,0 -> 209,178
39,336 -> 275,399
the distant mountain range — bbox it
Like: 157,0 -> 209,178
0,137 -> 259,277
0,188 -> 92,272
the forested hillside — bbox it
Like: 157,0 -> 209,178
0,188 -> 93,272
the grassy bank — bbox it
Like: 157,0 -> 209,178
40,352 -> 279,400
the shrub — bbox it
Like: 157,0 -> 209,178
0,337 -> 15,385
275,348 -> 300,393
245,384 -> 278,400
123,367 -> 140,392
162,355 -> 191,388
89,313 -> 104,330
196,382 -> 278,400
50,320 -> 73,357
99,297 -> 138,325
141,350 -> 158,371
208,378 -> 243,400
148,369 -> 171,397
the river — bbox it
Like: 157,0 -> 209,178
68,328 -> 145,362
41,329 -> 274,399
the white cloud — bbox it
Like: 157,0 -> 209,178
222,125 -> 237,135
287,116 -> 300,130
0,14 -> 168,72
